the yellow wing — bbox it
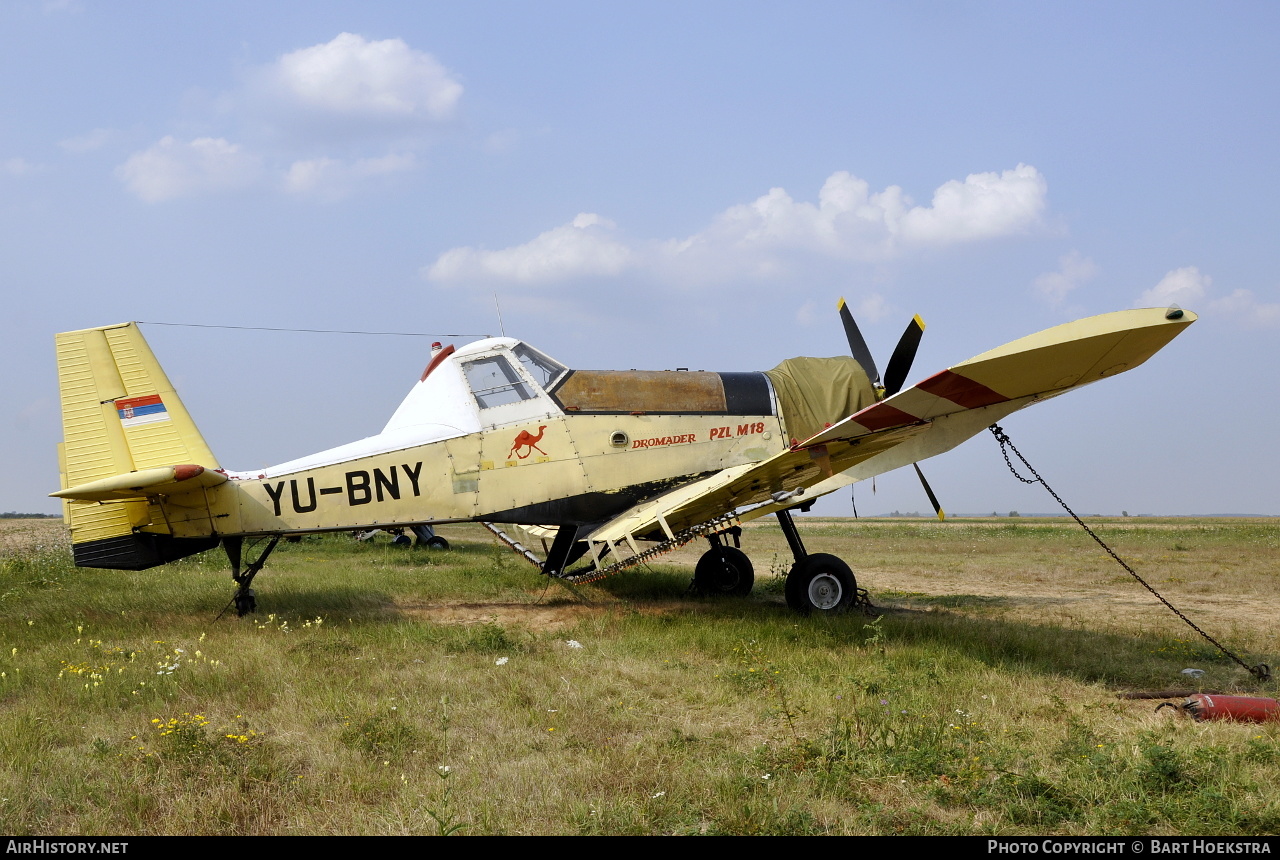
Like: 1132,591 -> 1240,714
585,307 -> 1196,555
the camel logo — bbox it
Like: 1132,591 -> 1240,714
508,425 -> 548,460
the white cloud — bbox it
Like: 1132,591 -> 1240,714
115,136 -> 262,202
261,33 -> 462,123
284,152 -> 417,198
59,128 -> 116,153
799,293 -> 888,329
897,164 -> 1047,244
104,34 -> 460,205
1137,266 -> 1211,308
283,158 -> 340,194
2,158 -> 39,177
1135,266 -> 1280,329
857,293 -> 891,323
426,166 -> 1048,288
1209,289 -> 1280,328
795,300 -> 818,326
677,174 -> 904,260
1034,250 -> 1098,307
483,128 -> 521,154
426,213 -> 633,285
91,35 -> 460,201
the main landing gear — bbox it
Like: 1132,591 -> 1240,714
693,526 -> 754,596
775,505 -> 864,614
692,508 -> 867,615
410,524 -> 449,550
221,535 -> 281,617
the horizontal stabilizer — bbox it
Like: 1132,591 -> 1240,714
52,464 -> 226,502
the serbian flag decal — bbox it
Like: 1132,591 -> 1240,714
116,394 -> 169,428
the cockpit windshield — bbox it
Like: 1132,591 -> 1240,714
512,342 -> 567,389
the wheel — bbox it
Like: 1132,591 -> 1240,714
693,546 -> 754,596
785,553 -> 856,614
234,587 -> 257,617
425,536 -> 450,550
392,534 -> 412,546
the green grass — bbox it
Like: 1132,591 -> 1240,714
1,519 -> 1278,835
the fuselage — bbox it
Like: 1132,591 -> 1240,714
162,337 -> 793,538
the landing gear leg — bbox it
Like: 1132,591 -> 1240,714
776,508 -> 807,563
222,535 -> 281,618
541,525 -> 592,578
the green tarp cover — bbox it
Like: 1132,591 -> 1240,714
765,356 -> 877,446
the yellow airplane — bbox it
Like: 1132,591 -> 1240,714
52,303 -> 1195,616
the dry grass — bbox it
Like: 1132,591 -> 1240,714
0,517 -> 66,552
1,517 -> 1278,835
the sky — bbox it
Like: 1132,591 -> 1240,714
3,1 -> 1278,518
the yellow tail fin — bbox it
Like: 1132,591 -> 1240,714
54,322 -> 221,568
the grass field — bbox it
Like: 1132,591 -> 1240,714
2,516 -> 1278,835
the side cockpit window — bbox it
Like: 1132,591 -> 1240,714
462,355 -> 534,409
512,342 -> 567,390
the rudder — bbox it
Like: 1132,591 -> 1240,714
55,322 -> 221,568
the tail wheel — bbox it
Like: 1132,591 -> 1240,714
694,546 -> 755,596
234,587 -> 257,617
785,553 -> 856,614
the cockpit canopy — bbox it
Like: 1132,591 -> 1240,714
460,342 -> 567,410
381,337 -> 567,443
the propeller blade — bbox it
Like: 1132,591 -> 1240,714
837,297 -> 880,389
883,314 -> 925,397
912,463 -> 946,521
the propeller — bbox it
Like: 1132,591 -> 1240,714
913,464 -> 945,521
837,297 -> 881,390
883,315 -> 925,397
836,298 -> 944,520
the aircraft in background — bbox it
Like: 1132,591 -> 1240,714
52,303 -> 1195,615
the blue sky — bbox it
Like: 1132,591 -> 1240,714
4,1 -> 1278,517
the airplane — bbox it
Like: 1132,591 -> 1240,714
51,303 -> 1195,617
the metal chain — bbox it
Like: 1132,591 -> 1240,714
484,514 -> 744,584
561,514 -> 743,584
989,424 -> 1270,683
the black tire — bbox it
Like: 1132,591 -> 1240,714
392,534 -> 412,546
785,553 -> 856,614
425,536 -> 450,550
235,588 -> 257,617
693,546 -> 754,596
